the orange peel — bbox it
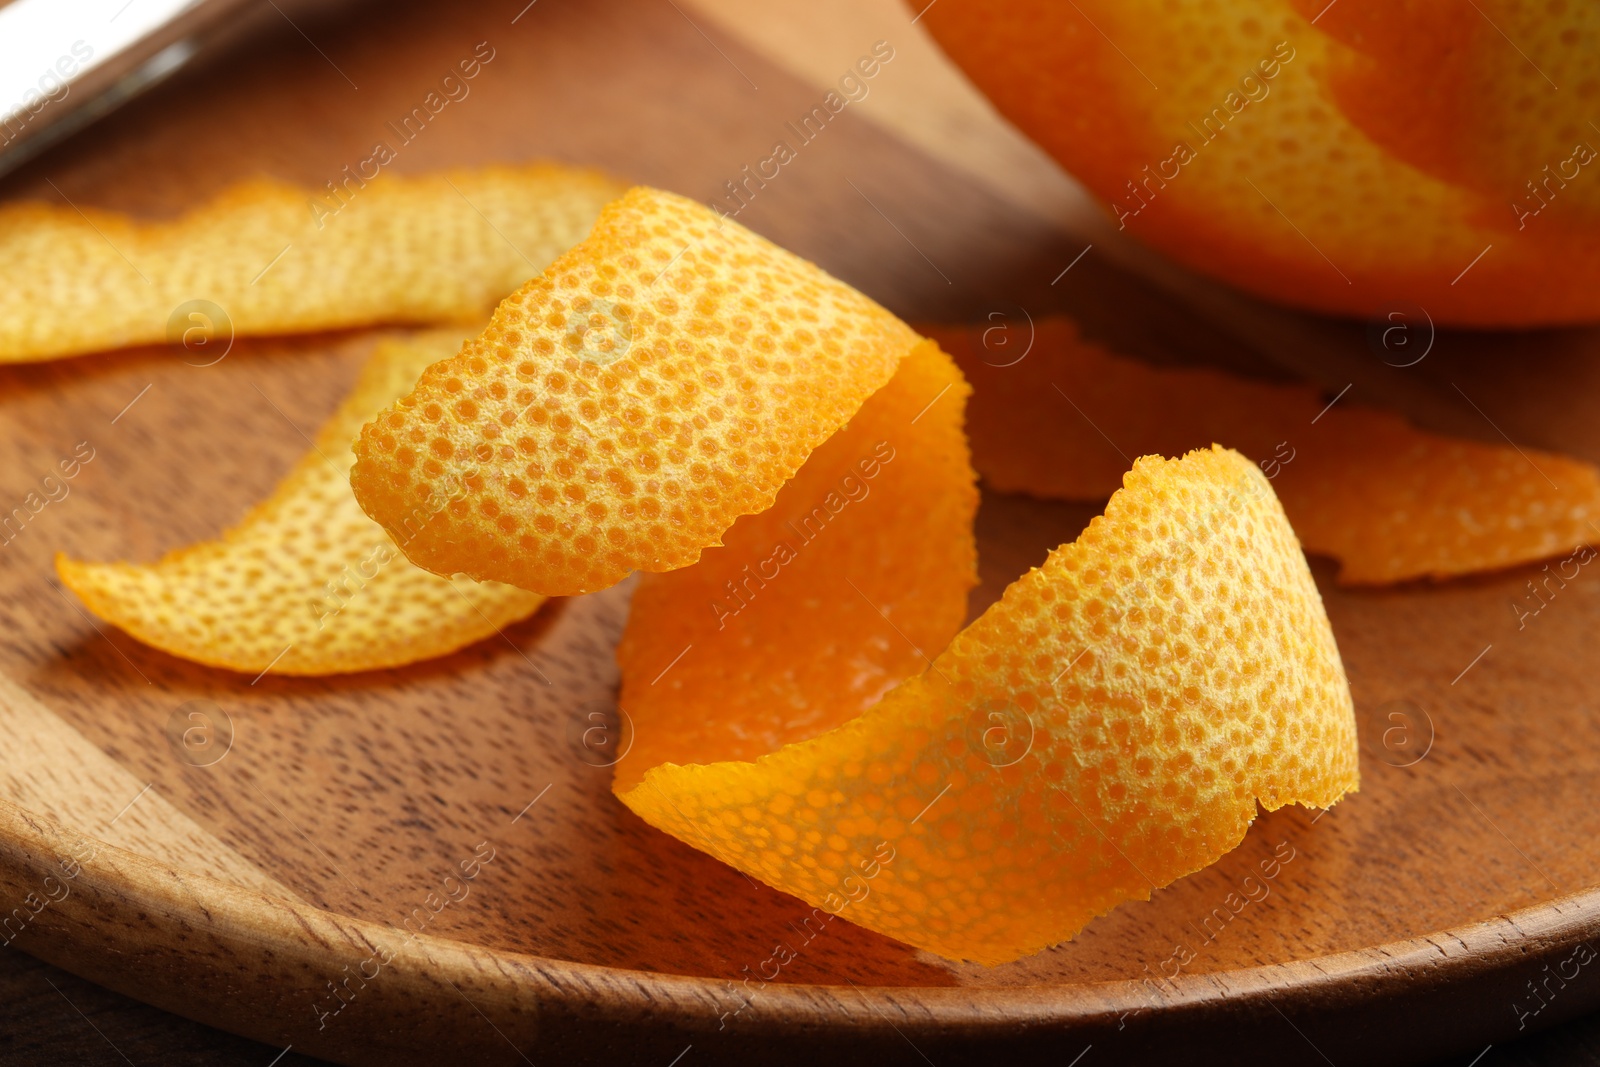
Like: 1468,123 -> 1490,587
346,190 -> 1356,963
928,318 -> 1600,584
56,330 -> 546,675
615,339 -> 979,792
619,446 -> 1357,965
0,164 -> 624,363
350,186 -> 920,597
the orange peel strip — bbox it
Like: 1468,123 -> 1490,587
57,330 -> 545,675
350,187 -> 921,596
926,318 -> 1600,584
0,164 -> 624,363
615,339 -> 979,792
346,193 -> 1356,962
619,446 -> 1357,965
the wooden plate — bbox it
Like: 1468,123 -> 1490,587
3,1 -> 1600,1063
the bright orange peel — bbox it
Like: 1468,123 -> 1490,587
56,330 -> 546,675
0,164 -> 624,363
619,446 -> 1358,965
345,192 -> 1356,962
350,186 -> 921,597
928,318 -> 1600,584
615,340 -> 979,792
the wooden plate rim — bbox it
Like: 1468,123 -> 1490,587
4,791 -> 1595,1031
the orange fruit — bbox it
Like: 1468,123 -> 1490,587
922,0 -> 1600,325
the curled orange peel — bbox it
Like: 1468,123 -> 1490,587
350,186 -> 921,597
56,330 -> 546,675
618,445 -> 1357,965
927,318 -> 1600,585
348,192 -> 1356,963
614,339 -> 980,793
0,164 -> 624,363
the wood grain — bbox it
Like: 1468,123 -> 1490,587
0,670 -> 290,895
2,0 -> 1600,1063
